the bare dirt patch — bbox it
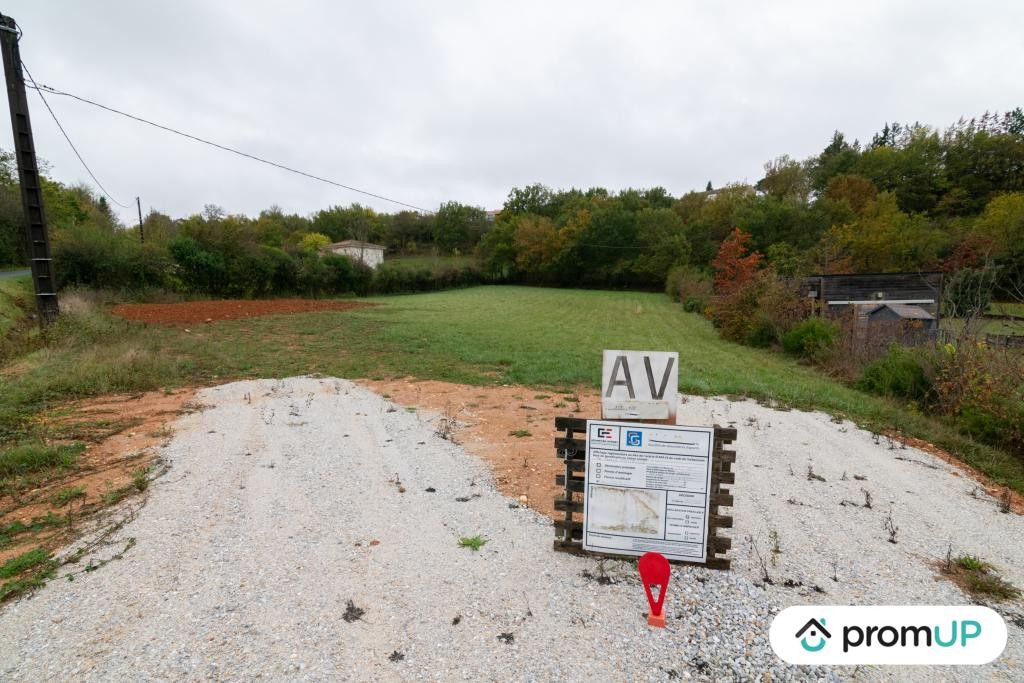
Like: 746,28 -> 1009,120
112,299 -> 372,326
361,378 -> 599,518
1,388 -> 196,565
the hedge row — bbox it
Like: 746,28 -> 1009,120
52,226 -> 487,298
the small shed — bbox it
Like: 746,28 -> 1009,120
866,303 -> 937,345
866,303 -> 936,329
326,240 -> 386,269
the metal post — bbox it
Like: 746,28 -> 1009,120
136,196 -> 144,243
0,14 -> 58,325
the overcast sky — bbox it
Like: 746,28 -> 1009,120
4,1 -> 1024,224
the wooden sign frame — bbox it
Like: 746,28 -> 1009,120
551,416 -> 736,570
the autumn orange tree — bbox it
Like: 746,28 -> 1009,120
711,227 -> 763,293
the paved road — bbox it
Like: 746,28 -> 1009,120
0,268 -> 29,279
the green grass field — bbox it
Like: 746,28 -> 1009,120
1,285 -> 1022,492
990,302 -> 1024,317
383,254 -> 477,272
944,316 -> 1024,336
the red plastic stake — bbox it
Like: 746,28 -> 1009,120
638,552 -> 670,628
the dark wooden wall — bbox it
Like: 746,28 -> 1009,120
804,273 -> 944,317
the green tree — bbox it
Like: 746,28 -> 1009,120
298,232 -> 331,254
756,155 -> 811,203
433,201 -> 486,254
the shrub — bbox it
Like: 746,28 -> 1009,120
857,346 -> 931,401
750,274 -> 808,347
782,318 -> 839,362
710,274 -> 763,343
54,224 -> 171,292
746,321 -> 778,348
664,265 -> 712,304
682,295 -> 705,313
168,237 -> 226,295
294,253 -> 328,297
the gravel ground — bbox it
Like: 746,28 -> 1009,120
0,377 -> 1020,681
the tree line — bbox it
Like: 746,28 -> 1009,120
0,108 -> 1021,301
480,109 -> 1024,298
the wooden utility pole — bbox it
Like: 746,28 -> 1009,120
0,14 -> 58,324
136,196 -> 144,243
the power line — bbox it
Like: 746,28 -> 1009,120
575,243 -> 656,250
21,61 -> 133,209
26,79 -> 433,214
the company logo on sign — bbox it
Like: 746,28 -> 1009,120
593,426 -> 618,441
625,431 -> 642,447
770,606 -> 1006,665
796,618 -> 831,652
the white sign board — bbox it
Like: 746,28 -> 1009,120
582,420 -> 713,563
601,350 -> 679,421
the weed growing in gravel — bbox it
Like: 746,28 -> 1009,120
435,402 -> 459,443
342,600 -> 366,622
509,429 -> 532,438
862,489 -> 873,509
388,651 -> 404,662
50,485 -> 86,506
806,462 -> 826,482
132,467 -> 149,492
965,573 -> 1022,600
497,632 -> 515,644
769,530 -> 782,565
883,506 -> 899,544
938,553 -> 1022,601
956,555 -> 989,572
458,535 -> 488,551
746,535 -> 773,585
1000,488 -> 1011,513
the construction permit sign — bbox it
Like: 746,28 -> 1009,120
582,420 -> 713,563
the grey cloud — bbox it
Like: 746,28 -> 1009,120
5,0 -> 1023,224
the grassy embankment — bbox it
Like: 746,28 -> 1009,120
1,282 -> 1022,494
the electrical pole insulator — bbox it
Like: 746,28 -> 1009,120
0,14 -> 59,325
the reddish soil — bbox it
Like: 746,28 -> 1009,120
0,388 -> 197,565
361,378 -> 601,519
112,299 -> 372,326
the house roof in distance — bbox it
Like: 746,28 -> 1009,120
869,303 -> 935,320
328,240 -> 386,250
